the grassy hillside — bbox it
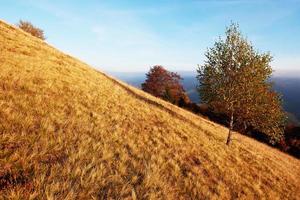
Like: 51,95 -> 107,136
0,20 -> 299,199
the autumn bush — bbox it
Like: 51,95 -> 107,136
280,124 -> 300,158
16,20 -> 45,40
142,65 -> 190,105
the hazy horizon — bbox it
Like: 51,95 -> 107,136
105,68 -> 300,78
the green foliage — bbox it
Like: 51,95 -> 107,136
16,20 -> 45,40
197,23 -> 286,144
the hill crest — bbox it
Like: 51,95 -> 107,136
0,20 -> 299,199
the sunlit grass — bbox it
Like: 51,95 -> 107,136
0,20 -> 299,199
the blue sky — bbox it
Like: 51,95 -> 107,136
1,0 -> 300,73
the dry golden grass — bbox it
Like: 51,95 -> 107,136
0,20 -> 299,199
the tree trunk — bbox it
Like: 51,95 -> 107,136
226,112 -> 234,145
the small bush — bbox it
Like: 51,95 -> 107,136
16,20 -> 45,40
142,65 -> 190,105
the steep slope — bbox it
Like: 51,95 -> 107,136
0,20 -> 299,199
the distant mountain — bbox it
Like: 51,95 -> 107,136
272,77 -> 300,124
110,71 -> 300,125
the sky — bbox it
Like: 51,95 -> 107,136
1,0 -> 300,74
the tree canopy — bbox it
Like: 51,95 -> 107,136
142,65 -> 190,105
197,23 -> 286,145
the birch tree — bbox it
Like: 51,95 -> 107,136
197,23 -> 286,145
